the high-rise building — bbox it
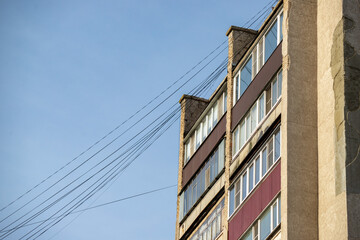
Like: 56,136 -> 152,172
175,0 -> 360,239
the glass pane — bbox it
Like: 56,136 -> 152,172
240,57 -> 252,96
214,151 -> 219,177
234,128 -> 239,153
262,148 -> 267,177
278,70 -> 282,97
216,214 -> 221,236
254,221 -> 259,238
235,74 -> 239,101
235,180 -> 240,208
179,192 -> 184,220
208,111 -> 213,133
249,164 -> 254,192
210,155 -> 214,183
259,38 -> 264,69
272,78 -> 278,107
279,197 -> 281,223
213,104 -> 218,126
265,21 -> 278,62
229,186 -> 235,215
265,86 -> 272,114
240,121 -> 246,148
259,94 -> 265,122
212,220 -> 216,239
268,139 -> 274,170
252,48 -> 258,78
275,130 -> 281,160
251,104 -> 257,133
218,140 -> 225,172
196,127 -> 201,149
260,208 -> 271,240
255,156 -> 260,185
246,115 -> 251,140
280,13 -> 283,41
242,172 -> 247,201
273,202 -> 278,228
202,120 -> 207,141
243,229 -> 253,240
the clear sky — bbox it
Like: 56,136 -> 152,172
0,0 -> 275,239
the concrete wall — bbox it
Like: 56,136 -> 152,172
343,1 -> 360,239
317,0 -> 349,239
281,0 -> 319,239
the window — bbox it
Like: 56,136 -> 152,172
232,69 -> 282,157
213,102 -> 218,126
235,180 -> 241,207
240,57 -> 252,96
240,121 -> 246,149
208,109 -> 213,134
265,21 -> 278,62
260,208 -> 271,240
249,164 -> 254,192
233,10 -> 283,107
272,78 -> 278,107
275,130 -> 281,161
233,127 -> 240,154
267,138 -> 274,169
241,196 -> 281,240
258,38 -> 264,69
229,128 -> 281,217
184,90 -> 227,163
234,74 -> 240,102
250,104 -> 257,133
185,140 -> 191,162
279,13 -> 283,42
255,156 -> 260,185
196,126 -> 201,150
189,200 -> 224,240
243,230 -> 253,240
261,148 -> 267,177
258,94 -> 265,123
180,140 -> 225,220
242,172 -> 247,201
245,115 -> 251,140
252,48 -> 258,79
202,119 -> 207,141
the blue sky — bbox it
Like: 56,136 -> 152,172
0,0 -> 275,239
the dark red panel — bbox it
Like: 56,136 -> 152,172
228,161 -> 281,240
182,114 -> 226,188
231,43 -> 282,131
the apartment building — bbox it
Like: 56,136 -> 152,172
175,0 -> 360,240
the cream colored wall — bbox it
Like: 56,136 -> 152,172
317,0 -> 349,239
282,0 -> 319,239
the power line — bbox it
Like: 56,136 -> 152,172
0,55 -> 226,239
0,184 -> 176,234
0,1 -> 279,238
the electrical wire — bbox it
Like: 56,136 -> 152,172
0,1 -> 279,238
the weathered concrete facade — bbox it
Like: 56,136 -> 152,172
281,0 -> 319,239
